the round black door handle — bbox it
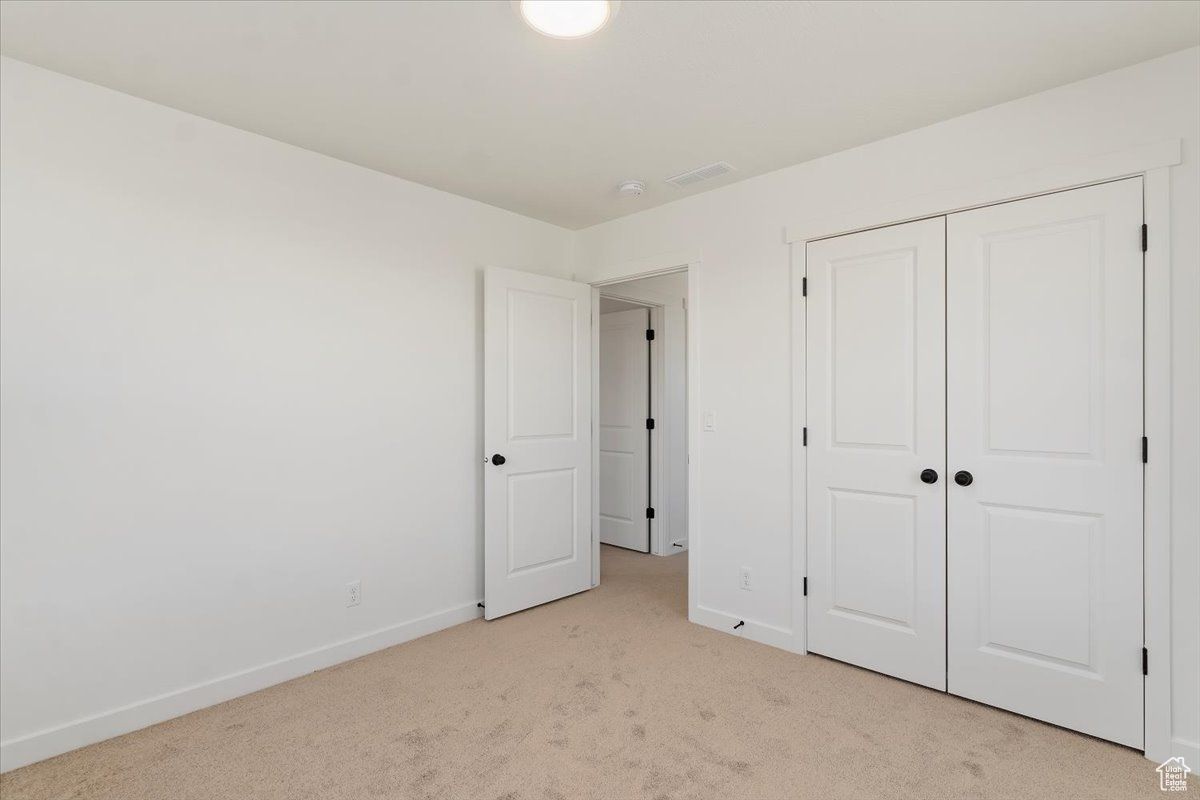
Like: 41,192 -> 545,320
954,470 -> 974,487
920,469 -> 938,484
490,454 -> 506,466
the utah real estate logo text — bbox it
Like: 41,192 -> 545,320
1157,757 -> 1191,792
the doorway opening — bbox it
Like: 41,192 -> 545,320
595,270 -> 689,571
481,261 -> 695,621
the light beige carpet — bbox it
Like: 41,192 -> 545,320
1,545 -> 1165,799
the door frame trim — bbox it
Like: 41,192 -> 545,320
589,260 -> 699,625
791,143 -> 1179,763
784,139 -> 1179,244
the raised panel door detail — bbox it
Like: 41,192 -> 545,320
829,489 -> 916,632
830,249 -> 916,451
982,219 -> 1102,458
508,468 -> 577,575
979,504 -> 1099,673
598,451 -> 634,522
508,289 -> 577,440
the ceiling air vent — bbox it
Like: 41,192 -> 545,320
665,161 -> 735,188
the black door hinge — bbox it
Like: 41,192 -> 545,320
1143,647 -> 1149,675
646,329 -> 655,341
1142,436 -> 1149,464
646,507 -> 655,519
803,577 -> 808,597
802,427 -> 808,446
646,418 -> 655,430
802,277 -> 808,297
1141,224 -> 1148,252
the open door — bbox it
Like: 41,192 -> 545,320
598,308 -> 651,552
484,267 -> 593,619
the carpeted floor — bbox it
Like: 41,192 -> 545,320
0,545 -> 1166,799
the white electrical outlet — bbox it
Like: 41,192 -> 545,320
346,580 -> 362,607
739,567 -> 752,591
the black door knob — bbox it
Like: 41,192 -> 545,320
954,470 -> 974,487
920,469 -> 938,484
490,454 -> 506,466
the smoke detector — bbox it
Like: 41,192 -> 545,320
618,180 -> 646,196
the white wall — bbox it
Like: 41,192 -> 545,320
0,57 -> 573,770
3,46 -> 1198,773
574,48 -> 1200,761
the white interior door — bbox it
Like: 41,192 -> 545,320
946,179 -> 1144,747
599,308 -> 650,552
806,217 -> 947,690
484,267 -> 592,620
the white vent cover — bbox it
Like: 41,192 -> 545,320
665,161 -> 735,188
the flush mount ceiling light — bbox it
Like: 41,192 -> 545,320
517,1 -> 617,39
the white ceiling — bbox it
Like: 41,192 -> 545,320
2,1 -> 1197,229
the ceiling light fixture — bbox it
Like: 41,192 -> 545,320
518,1 -> 616,39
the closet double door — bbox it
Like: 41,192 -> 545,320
805,178 -> 1145,748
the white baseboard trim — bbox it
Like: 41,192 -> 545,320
0,600 -> 483,773
1171,737 -> 1200,765
691,605 -> 799,653
1143,735 -> 1199,766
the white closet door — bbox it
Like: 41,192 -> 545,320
484,267 -> 592,620
807,217 -> 947,690
946,178 -> 1144,747
599,308 -> 650,552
